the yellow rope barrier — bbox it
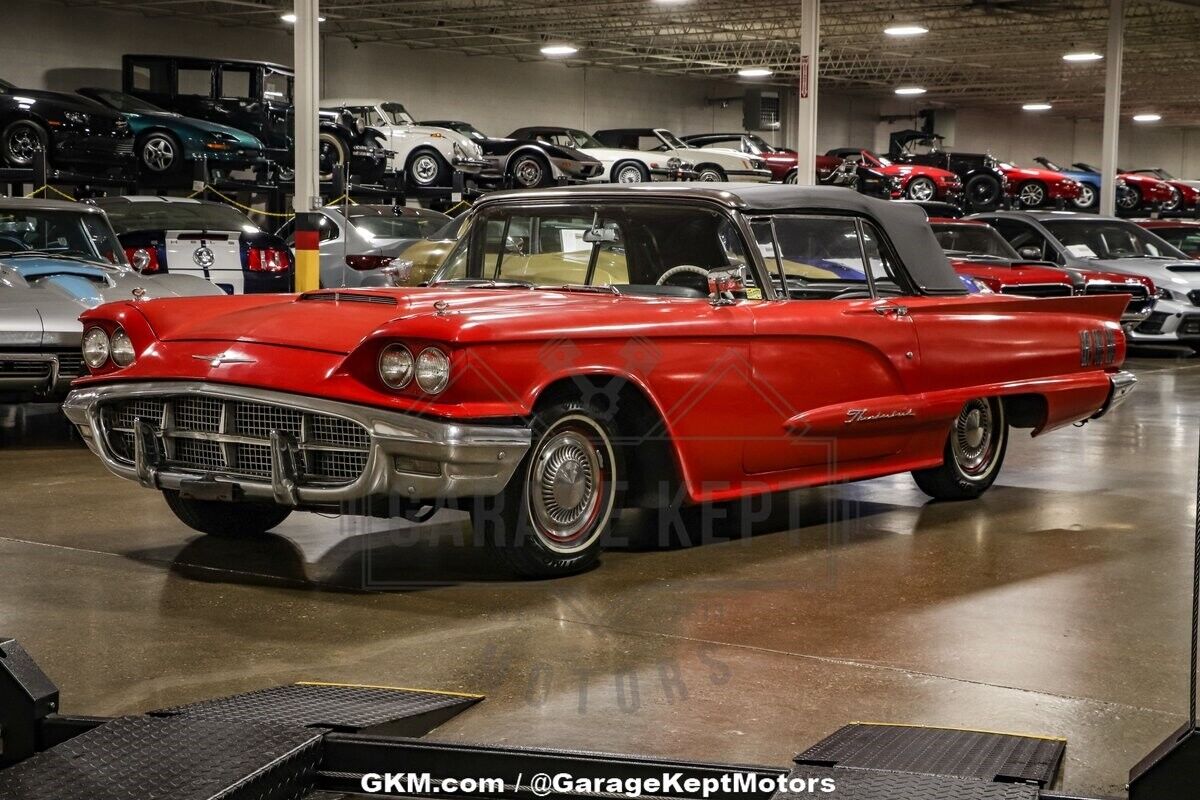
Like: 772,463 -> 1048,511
199,185 -> 297,219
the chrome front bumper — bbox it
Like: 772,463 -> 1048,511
63,382 -> 531,507
1092,370 -> 1137,418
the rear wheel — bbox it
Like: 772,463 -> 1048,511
1163,187 -> 1182,213
612,161 -> 648,183
965,174 -> 1002,211
408,149 -> 449,188
471,401 -> 620,577
2,120 -> 48,167
162,490 -> 292,539
905,176 -> 937,201
1073,183 -> 1098,210
318,132 -> 347,181
911,398 -> 1008,500
509,153 -> 551,188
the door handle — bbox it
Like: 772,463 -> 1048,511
874,304 -> 909,317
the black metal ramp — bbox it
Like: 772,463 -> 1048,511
0,682 -> 480,800
787,723 -> 1066,799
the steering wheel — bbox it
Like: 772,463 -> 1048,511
0,235 -> 30,253
656,264 -> 711,294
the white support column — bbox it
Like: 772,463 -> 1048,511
1099,0 -> 1124,217
293,0 -> 320,215
794,0 -> 819,185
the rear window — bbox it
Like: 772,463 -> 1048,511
101,202 -> 257,234
351,213 -> 449,240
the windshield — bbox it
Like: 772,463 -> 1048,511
443,122 -> 486,140
745,134 -> 774,152
100,201 -> 258,235
1038,157 -> 1065,171
657,129 -> 688,149
436,204 -> 750,296
931,223 -> 1021,259
262,70 -> 292,103
87,89 -> 164,114
1149,226 -> 1200,259
0,209 -> 126,265
1043,219 -> 1188,260
351,212 -> 450,240
533,129 -> 600,149
380,102 -> 415,125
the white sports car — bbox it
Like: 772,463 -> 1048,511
508,126 -> 693,183
593,128 -> 772,183
322,99 -> 488,189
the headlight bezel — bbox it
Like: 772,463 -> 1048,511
82,326 -> 110,369
378,344 -> 415,389
110,327 -> 136,367
415,347 -> 451,394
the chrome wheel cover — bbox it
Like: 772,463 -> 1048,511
907,178 -> 935,201
1019,183 -> 1045,207
1164,188 -> 1181,212
513,157 -> 543,187
951,399 -> 998,478
7,126 -> 38,165
616,164 -> 643,183
697,169 -> 723,182
411,154 -> 439,185
1074,184 -> 1095,208
142,136 -> 176,172
526,416 -> 614,553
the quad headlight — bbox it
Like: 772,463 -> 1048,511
82,327 -> 110,369
110,328 -> 136,367
378,344 -> 414,389
415,347 -> 451,394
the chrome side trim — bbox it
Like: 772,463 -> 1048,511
63,381 -> 532,506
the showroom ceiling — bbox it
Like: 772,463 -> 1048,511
66,0 -> 1200,122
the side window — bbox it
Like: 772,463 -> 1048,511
129,62 -> 170,93
177,67 -> 214,97
317,215 -> 339,243
860,222 -> 909,291
753,215 -> 909,298
277,219 -> 296,246
220,68 -> 253,100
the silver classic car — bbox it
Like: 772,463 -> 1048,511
0,197 -> 222,401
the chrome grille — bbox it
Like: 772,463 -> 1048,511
1000,284 -> 1073,298
100,394 -> 369,487
0,358 -> 52,379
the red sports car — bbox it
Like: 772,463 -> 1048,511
929,217 -> 1155,326
996,162 -> 1082,208
826,148 -> 963,203
63,185 -> 1134,577
1124,169 -> 1200,214
1133,218 -> 1200,258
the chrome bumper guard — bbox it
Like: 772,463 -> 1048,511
63,382 -> 531,507
1092,370 -> 1137,418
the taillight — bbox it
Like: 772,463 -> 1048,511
124,246 -> 161,273
247,247 -> 290,272
345,254 -> 394,271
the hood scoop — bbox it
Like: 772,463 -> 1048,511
1166,264 -> 1200,273
299,291 -> 397,305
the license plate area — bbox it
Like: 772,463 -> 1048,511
178,477 -> 243,502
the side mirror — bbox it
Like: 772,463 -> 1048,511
707,265 -> 746,302
1018,246 -> 1041,260
380,259 -> 415,286
583,226 -> 618,244
504,236 -> 526,255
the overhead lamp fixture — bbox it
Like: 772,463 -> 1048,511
884,24 -> 928,36
1062,51 -> 1103,62
1022,103 -> 1053,111
1133,113 -> 1162,122
894,86 -> 926,96
738,67 -> 773,78
281,13 -> 325,22
540,44 -> 578,56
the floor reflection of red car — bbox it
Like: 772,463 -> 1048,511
929,217 -> 1155,325
996,162 -> 1082,208
826,148 -> 962,203
1133,218 -> 1200,258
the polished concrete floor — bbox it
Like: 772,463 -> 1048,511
2,353 -> 1199,796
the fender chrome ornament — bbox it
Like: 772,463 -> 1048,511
192,353 -> 256,368
845,408 -> 916,424
193,246 -> 215,268
131,286 -> 147,301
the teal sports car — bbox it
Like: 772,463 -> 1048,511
76,87 -> 264,179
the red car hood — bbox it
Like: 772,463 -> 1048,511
1000,165 -> 1069,183
1120,173 -> 1173,194
128,287 -> 710,355
949,258 -> 1074,288
881,164 -> 957,181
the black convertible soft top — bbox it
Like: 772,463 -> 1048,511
477,183 -> 965,295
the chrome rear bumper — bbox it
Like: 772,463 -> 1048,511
1092,370 -> 1137,418
63,381 -> 531,507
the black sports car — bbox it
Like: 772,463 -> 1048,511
887,129 -> 1008,212
121,55 -> 389,183
0,79 -> 133,172
92,195 -> 293,295
418,119 -> 603,187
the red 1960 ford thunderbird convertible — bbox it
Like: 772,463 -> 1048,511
64,184 -> 1136,577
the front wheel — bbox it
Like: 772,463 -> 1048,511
318,132 -> 348,181
911,398 -> 1008,500
139,132 -> 181,174
1073,183 -> 1098,210
1018,181 -> 1047,208
162,490 -> 292,538
905,176 -> 937,201
408,150 -> 449,188
695,165 -> 725,182
1163,187 -> 1182,214
471,401 -> 620,577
